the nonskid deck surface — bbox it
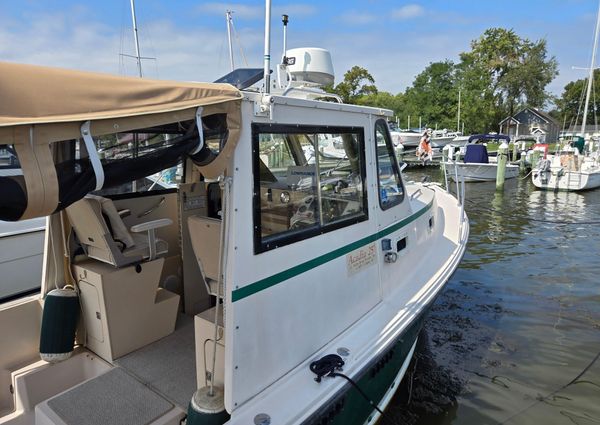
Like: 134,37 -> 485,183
39,316 -> 195,424
115,314 -> 196,410
46,368 -> 173,425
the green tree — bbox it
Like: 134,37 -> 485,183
355,91 -> 404,114
459,28 -> 558,129
554,69 -> 600,129
329,66 -> 378,103
402,60 -> 458,130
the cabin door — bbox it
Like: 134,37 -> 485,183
372,119 -> 414,295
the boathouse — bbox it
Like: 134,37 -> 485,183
559,124 -> 600,140
499,107 -> 560,143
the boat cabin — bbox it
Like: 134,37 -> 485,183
0,55 -> 466,425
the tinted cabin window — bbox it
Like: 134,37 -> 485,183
375,120 -> 404,209
253,124 -> 368,253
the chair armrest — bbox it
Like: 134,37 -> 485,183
118,209 -> 131,218
130,218 -> 173,233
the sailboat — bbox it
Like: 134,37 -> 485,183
532,3 -> 600,191
0,3 -> 468,425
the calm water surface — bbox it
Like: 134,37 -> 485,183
390,168 -> 600,425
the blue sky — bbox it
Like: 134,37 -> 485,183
1,0 -> 598,101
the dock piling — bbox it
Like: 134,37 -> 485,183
496,141 -> 509,191
531,150 -> 541,170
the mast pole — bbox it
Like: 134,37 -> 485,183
581,0 -> 600,137
130,0 -> 143,78
457,88 -> 461,132
226,10 -> 235,71
263,0 -> 272,94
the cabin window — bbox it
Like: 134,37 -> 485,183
90,126 -> 188,196
0,145 -> 20,169
375,119 -> 404,210
253,124 -> 368,253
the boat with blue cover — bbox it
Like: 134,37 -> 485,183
443,134 -> 520,182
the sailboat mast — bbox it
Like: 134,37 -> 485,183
226,10 -> 235,72
130,0 -> 143,78
457,88 -> 461,132
581,0 -> 600,136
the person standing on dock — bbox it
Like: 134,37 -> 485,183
417,130 -> 433,164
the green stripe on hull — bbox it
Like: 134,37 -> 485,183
232,200 -> 433,302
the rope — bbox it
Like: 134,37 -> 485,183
309,354 -> 399,424
498,350 -> 600,424
519,169 -> 533,180
230,19 -> 249,67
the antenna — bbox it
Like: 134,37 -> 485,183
226,10 -> 235,72
263,0 -> 272,93
282,14 -> 289,64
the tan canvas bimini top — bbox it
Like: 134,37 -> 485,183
0,61 -> 242,129
0,61 -> 244,220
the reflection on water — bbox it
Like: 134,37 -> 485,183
392,169 -> 600,425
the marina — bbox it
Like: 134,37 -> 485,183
389,168 -> 600,424
0,1 -> 599,424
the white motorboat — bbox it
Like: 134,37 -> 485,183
430,129 -> 462,148
0,160 -> 45,301
387,123 -> 422,148
0,13 -> 468,425
443,134 -> 519,182
0,217 -> 45,301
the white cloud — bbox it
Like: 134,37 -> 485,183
392,4 -> 425,20
0,10 -> 263,83
339,11 -> 377,25
0,4 -> 590,100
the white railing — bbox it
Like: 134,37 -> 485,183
443,160 -> 467,240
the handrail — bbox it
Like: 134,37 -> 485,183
442,156 -> 467,239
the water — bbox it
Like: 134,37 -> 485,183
389,168 -> 600,425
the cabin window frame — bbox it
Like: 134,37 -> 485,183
252,123 -> 369,254
374,119 -> 405,210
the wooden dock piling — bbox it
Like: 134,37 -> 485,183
496,141 -> 509,190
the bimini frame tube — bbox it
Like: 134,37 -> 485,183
263,0 -> 272,94
80,121 -> 105,191
190,106 -> 205,155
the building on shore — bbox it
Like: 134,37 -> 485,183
560,124 -> 600,140
499,107 -> 560,143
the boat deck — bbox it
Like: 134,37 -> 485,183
28,316 -> 196,425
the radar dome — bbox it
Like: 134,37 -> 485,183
285,47 -> 335,87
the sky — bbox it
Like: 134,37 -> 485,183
1,0 -> 599,102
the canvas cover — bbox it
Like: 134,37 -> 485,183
0,61 -> 243,220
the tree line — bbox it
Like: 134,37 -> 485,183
326,27 -> 595,134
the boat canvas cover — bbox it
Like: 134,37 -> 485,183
464,144 -> 489,164
0,61 -> 242,221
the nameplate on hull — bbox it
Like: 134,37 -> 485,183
346,243 -> 376,275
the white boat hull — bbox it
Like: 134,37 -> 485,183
430,136 -> 455,148
532,167 -> 600,191
443,161 -> 520,182
0,218 -> 45,300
